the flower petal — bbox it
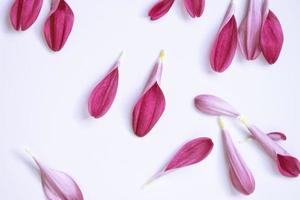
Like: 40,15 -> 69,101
132,51 -> 166,137
44,0 -> 74,51
148,0 -> 175,20
88,54 -> 121,118
238,0 -> 263,60
220,120 -> 255,195
165,137 -> 213,172
183,0 -> 205,18
277,154 -> 300,177
194,94 -> 240,117
267,132 -> 287,141
26,152 -> 84,200
210,1 -> 237,72
260,2 -> 284,64
10,0 -> 43,31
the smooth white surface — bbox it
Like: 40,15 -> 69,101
0,0 -> 299,199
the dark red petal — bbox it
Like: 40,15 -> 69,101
132,82 -> 165,137
277,154 -> 300,177
88,68 -> 119,118
183,0 -> 205,18
165,137 -> 213,171
148,0 -> 175,20
210,16 -> 238,72
10,0 -> 43,31
44,0 -> 74,51
260,10 -> 284,64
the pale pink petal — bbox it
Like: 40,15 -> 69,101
194,94 -> 240,117
27,153 -> 84,200
260,0 -> 284,64
132,51 -> 166,137
267,132 -> 287,141
210,1 -> 237,72
183,0 -> 205,18
148,0 -> 175,20
238,0 -> 263,60
245,125 -> 300,177
10,0 -> 43,31
88,54 -> 122,118
44,0 -> 74,51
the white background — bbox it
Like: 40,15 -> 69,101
0,0 -> 299,199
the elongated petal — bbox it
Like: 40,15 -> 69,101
88,54 -> 121,118
244,124 -> 300,177
183,0 -> 205,18
26,151 -> 84,200
165,137 -> 213,171
194,94 -> 240,117
44,0 -> 74,51
132,51 -> 166,137
10,0 -> 43,31
277,154 -> 300,177
148,0 -> 175,20
238,0 -> 263,60
222,129 -> 255,195
260,1 -> 283,64
210,1 -> 237,72
267,132 -> 287,141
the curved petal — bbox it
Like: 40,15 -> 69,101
44,0 -> 74,51
183,0 -> 205,18
194,94 -> 240,117
148,0 -> 175,20
277,154 -> 300,177
132,51 -> 166,137
210,1 -> 237,72
267,132 -> 287,141
10,0 -> 43,31
88,55 -> 121,118
222,129 -> 255,195
238,0 -> 263,60
165,137 -> 213,171
260,6 -> 284,64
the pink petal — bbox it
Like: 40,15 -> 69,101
183,0 -> 205,18
44,0 -> 74,51
132,52 -> 166,137
148,0 -> 175,20
277,154 -> 300,177
164,137 -> 213,172
222,128 -> 255,195
260,2 -> 284,64
194,94 -> 240,117
10,0 -> 43,31
28,155 -> 84,200
245,125 -> 300,177
88,54 -> 121,118
210,1 -> 237,72
238,0 -> 263,60
267,132 -> 287,141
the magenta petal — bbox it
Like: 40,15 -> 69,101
277,154 -> 300,177
267,132 -> 287,141
10,0 -> 43,31
210,1 -> 237,72
132,52 -> 166,137
260,9 -> 284,64
148,0 -> 175,20
44,0 -> 74,51
29,156 -> 84,200
165,137 -> 213,171
194,94 -> 240,117
183,0 -> 205,18
222,129 -> 255,195
238,0 -> 263,60
88,56 -> 120,118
